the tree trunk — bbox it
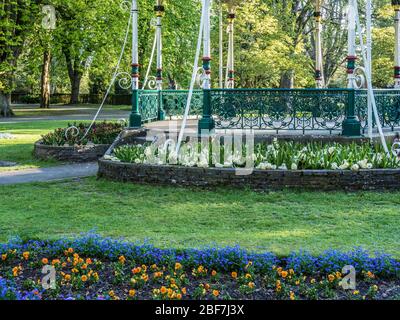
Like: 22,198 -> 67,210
40,50 -> 51,109
280,70 -> 295,88
64,49 -> 82,104
70,72 -> 82,104
0,92 -> 14,117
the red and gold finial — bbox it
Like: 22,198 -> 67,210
155,0 -> 165,17
392,0 -> 400,11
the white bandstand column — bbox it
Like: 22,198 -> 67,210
219,2 -> 224,88
226,7 -> 235,88
198,0 -> 215,132
203,0 -> 211,90
129,0 -> 141,127
393,1 -> 400,88
366,0 -> 373,137
347,0 -> 357,89
155,0 -> 164,91
132,0 -> 139,91
314,0 -> 324,88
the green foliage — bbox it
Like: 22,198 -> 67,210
372,3 -> 395,88
4,0 -> 400,96
0,0 -> 40,93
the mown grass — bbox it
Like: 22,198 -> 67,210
0,177 -> 399,257
0,121 -> 79,171
11,104 -> 130,117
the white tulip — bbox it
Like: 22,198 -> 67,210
339,161 -> 350,170
357,159 -> 369,169
144,147 -> 153,157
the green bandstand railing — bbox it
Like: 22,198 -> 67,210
161,90 -> 203,119
138,90 -> 159,122
137,88 -> 400,135
210,88 -> 349,134
355,89 -> 400,133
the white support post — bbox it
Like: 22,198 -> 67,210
198,0 -> 215,132
155,0 -> 164,91
393,1 -> 400,88
203,0 -> 211,90
315,0 -> 324,88
219,2 -> 224,88
129,0 -> 141,127
366,0 -> 373,138
353,0 -> 389,153
226,7 -> 235,88
132,0 -> 139,91
347,0 -> 357,89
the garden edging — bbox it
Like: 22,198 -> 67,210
97,159 -> 400,191
34,141 -> 110,162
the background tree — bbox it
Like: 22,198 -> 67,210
0,0 -> 40,116
372,1 -> 394,87
53,0 -> 128,104
305,0 -> 348,87
3,0 -> 400,108
264,0 -> 315,88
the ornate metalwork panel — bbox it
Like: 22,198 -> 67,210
210,89 -> 348,133
139,90 -> 159,122
137,88 -> 400,133
355,89 -> 400,132
162,90 -> 203,119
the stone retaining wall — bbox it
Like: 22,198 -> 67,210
98,159 -> 400,191
34,141 -> 110,162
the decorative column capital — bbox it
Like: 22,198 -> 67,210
314,11 -> 322,22
154,5 -> 165,16
392,0 -> 400,10
347,56 -> 357,74
131,63 -> 140,78
202,57 -> 212,75
156,68 -> 162,81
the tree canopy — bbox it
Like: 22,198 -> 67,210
0,0 -> 398,114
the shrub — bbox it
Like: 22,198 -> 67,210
41,122 -> 124,146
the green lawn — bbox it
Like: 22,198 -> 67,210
0,177 -> 399,257
1,104 -> 129,171
0,120 -> 76,171
11,104 -> 130,117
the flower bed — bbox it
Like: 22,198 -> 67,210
41,122 -> 124,147
0,234 -> 399,300
111,140 -> 400,171
34,122 -> 124,162
98,139 -> 400,190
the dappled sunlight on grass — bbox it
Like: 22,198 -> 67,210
0,135 -> 58,171
0,178 -> 399,257
0,121 -> 76,170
